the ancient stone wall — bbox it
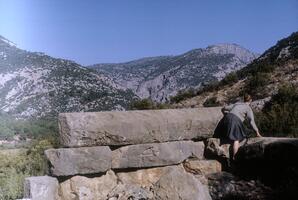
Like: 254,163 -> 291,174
19,108 -> 298,200
22,108 -> 222,200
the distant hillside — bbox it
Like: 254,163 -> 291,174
89,44 -> 258,102
172,32 -> 298,109
0,36 -> 137,119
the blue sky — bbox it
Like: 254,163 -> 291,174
0,0 -> 297,65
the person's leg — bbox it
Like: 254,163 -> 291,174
232,140 -> 239,160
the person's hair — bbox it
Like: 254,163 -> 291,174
243,94 -> 252,102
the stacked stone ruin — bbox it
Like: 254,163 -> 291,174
20,107 -> 298,200
21,107 -> 223,200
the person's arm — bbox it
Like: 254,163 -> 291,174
247,107 -> 262,137
221,104 -> 234,114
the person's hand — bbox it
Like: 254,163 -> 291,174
256,132 -> 262,137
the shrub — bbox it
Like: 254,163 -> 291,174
0,115 -> 58,140
170,88 -> 196,103
256,84 -> 298,137
220,72 -> 239,85
129,98 -> 170,110
0,137 -> 57,199
203,97 -> 221,107
244,72 -> 270,98
199,80 -> 221,94
130,98 -> 155,110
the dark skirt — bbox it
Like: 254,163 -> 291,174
213,113 -> 247,143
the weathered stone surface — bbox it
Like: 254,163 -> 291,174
193,174 -> 209,185
59,107 -> 222,147
153,164 -> 212,200
204,138 -> 231,170
116,166 -> 173,188
57,165 -> 214,200
107,184 -> 154,200
16,199 -> 31,200
23,176 -> 59,200
59,170 -> 118,200
183,159 -> 222,176
112,141 -> 204,169
204,138 -> 230,159
45,146 -> 112,176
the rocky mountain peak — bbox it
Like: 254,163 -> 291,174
173,32 -> 298,110
206,43 -> 259,63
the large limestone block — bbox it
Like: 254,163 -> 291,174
23,176 -> 59,200
59,170 -> 118,200
59,107 -> 222,147
45,146 -> 111,176
153,165 -> 212,200
183,159 -> 222,175
112,141 -> 205,169
116,165 -> 175,188
204,138 -> 230,159
183,159 -> 222,185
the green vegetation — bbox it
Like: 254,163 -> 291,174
220,72 -> 239,85
170,71 -> 240,104
170,88 -> 197,104
203,97 -> 221,107
256,84 -> 298,137
0,115 -> 59,199
0,136 -> 58,200
0,114 -> 58,141
180,32 -> 298,101
129,98 -> 170,110
243,72 -> 271,98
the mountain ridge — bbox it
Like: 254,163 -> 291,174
172,31 -> 298,109
89,43 -> 258,102
0,35 -> 137,119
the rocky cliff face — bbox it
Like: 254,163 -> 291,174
90,44 -> 258,102
0,36 -> 137,118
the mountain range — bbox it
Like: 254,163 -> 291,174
0,34 -> 260,118
89,44 -> 258,102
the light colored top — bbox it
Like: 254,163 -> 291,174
222,102 -> 259,132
